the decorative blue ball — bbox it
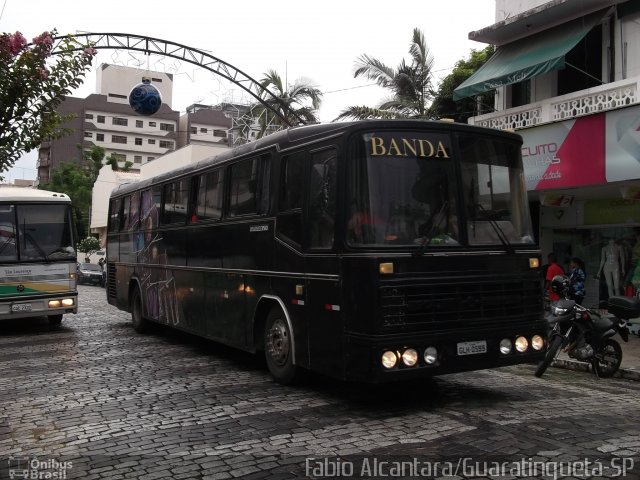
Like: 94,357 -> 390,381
128,78 -> 162,116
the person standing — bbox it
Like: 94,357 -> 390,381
568,257 -> 586,305
545,253 -> 565,305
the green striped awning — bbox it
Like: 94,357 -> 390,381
453,10 -> 607,101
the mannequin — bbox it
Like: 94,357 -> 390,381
598,239 -> 624,297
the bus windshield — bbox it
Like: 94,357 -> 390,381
346,130 -> 535,247
0,204 -> 76,262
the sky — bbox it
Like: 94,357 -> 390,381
0,0 -> 496,182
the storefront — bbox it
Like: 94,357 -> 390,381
520,103 -> 640,307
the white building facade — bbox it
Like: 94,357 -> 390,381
459,0 -> 640,306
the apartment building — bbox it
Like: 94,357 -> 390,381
459,0 -> 640,306
37,64 -> 179,184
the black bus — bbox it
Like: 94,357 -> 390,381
106,120 -> 546,384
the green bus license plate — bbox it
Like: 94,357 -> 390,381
457,340 -> 487,356
11,303 -> 32,312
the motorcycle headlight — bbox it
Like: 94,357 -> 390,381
552,305 -> 570,316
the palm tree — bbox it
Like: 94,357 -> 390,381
335,28 -> 435,121
231,70 -> 323,144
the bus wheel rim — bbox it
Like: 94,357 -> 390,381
268,318 -> 289,366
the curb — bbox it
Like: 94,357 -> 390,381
552,358 -> 640,381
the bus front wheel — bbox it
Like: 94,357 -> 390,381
131,289 -> 150,334
264,307 -> 298,385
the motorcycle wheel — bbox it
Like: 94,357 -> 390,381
535,335 -> 563,378
592,339 -> 622,378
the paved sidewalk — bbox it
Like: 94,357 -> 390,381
553,327 -> 640,381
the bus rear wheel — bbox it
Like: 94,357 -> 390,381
264,307 -> 298,385
48,314 -> 63,326
131,289 -> 150,333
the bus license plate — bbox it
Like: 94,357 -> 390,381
457,340 -> 487,356
11,303 -> 32,312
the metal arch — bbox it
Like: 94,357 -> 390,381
51,32 -> 307,127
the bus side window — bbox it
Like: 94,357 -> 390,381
120,196 -> 130,232
195,170 -> 224,222
276,152 -> 305,247
308,149 -> 336,249
108,199 -> 121,233
228,158 -> 259,217
162,179 -> 189,225
128,192 -> 140,231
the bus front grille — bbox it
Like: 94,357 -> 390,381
380,275 -> 542,329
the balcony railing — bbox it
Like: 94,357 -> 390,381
468,77 -> 639,131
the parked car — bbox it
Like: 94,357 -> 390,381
76,262 -> 104,285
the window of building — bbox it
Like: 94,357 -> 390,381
97,115 -> 105,123
112,153 -> 126,162
134,155 -> 142,163
148,139 -> 156,145
190,127 -> 197,134
112,117 -> 128,126
85,113 -> 94,120
195,170 -> 224,221
510,80 -> 531,108
149,121 -> 156,127
84,132 -> 93,138
162,179 -> 189,224
147,157 -> 155,162
135,138 -> 143,146
151,78 -> 162,83
136,120 -> 143,128
200,127 -> 208,134
112,135 -> 127,144
96,133 -> 104,142
213,130 -> 226,138
159,140 -> 174,149
108,93 -> 127,99
160,123 -> 174,132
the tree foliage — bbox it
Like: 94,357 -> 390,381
232,70 -> 322,143
335,28 -> 435,121
78,236 -> 100,255
429,45 -> 495,123
39,145 -> 106,239
0,29 -> 96,177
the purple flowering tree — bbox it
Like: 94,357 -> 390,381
0,29 -> 96,176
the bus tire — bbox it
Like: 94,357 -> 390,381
48,314 -> 63,326
264,307 -> 298,385
131,288 -> 150,334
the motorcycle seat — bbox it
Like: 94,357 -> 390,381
608,296 -> 640,320
592,316 -> 617,332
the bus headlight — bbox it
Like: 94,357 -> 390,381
531,335 -> 545,351
381,351 -> 398,369
515,336 -> 529,352
423,347 -> 438,365
48,300 -> 61,308
499,338 -> 512,355
401,348 -> 418,367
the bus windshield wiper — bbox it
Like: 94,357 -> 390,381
473,203 -> 514,254
23,231 -> 50,262
413,201 -> 449,257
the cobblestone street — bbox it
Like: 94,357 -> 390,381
1,285 -> 640,479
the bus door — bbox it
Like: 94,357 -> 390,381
214,156 -> 271,349
304,148 -> 343,376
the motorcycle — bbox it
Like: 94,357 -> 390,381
535,275 -> 640,378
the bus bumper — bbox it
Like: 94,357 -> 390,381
0,293 -> 78,320
344,327 -> 546,383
